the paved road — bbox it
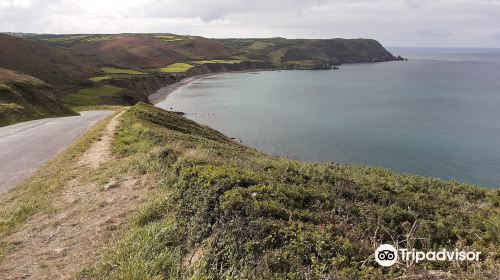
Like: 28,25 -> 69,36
0,111 -> 113,195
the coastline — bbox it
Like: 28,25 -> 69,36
149,70 -> 267,105
148,74 -> 215,105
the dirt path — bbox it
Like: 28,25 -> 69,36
78,111 -> 123,168
0,111 -> 152,280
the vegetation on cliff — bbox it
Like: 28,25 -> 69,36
0,33 -> 401,111
0,68 -> 76,126
79,103 -> 498,279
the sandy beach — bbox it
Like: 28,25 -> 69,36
149,71 -> 265,105
148,74 -> 214,105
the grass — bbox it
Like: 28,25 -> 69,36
71,105 -> 125,113
81,103 -> 499,280
89,76 -> 112,82
0,69 -> 77,126
246,41 -> 275,50
101,67 -> 145,75
159,63 -> 194,73
0,103 -> 30,126
152,35 -> 185,42
44,35 -> 113,43
62,85 -> 124,106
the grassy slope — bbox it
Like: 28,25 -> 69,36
217,38 -> 396,68
62,85 -> 126,107
101,67 -> 145,75
81,103 -> 498,280
0,33 -> 397,109
0,68 -> 77,126
0,34 -> 97,91
33,34 -> 396,72
160,63 -> 194,73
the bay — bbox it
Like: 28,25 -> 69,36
157,48 -> 500,187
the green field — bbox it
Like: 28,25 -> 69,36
152,35 -> 185,42
44,35 -> 113,43
246,41 -> 276,50
62,85 -> 124,106
101,67 -> 145,75
159,63 -> 194,73
89,76 -> 112,82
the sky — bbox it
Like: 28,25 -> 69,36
1,0 -> 500,47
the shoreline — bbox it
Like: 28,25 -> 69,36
149,70 -> 267,105
148,74 -> 215,105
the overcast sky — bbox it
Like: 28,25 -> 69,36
1,0 -> 500,47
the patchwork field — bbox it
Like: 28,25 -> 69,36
160,63 -> 194,73
89,76 -> 112,82
245,41 -> 276,50
151,34 -> 187,42
43,35 -> 113,44
62,85 -> 125,106
101,67 -> 145,75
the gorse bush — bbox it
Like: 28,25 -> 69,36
86,103 -> 499,279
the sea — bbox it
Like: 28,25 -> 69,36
157,47 -> 500,187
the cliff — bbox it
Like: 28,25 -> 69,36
84,103 -> 498,279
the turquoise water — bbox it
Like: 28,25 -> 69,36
157,48 -> 500,187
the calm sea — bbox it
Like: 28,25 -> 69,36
157,48 -> 500,187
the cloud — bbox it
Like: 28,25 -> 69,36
0,0 -> 499,47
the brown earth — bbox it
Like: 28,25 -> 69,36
170,36 -> 232,59
0,34 -> 97,91
71,35 -> 189,69
0,111 -> 154,280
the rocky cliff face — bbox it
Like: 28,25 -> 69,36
106,74 -> 181,104
109,74 -> 180,97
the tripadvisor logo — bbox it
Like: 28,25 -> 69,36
374,244 -> 482,267
375,244 -> 398,267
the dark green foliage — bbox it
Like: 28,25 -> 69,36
217,37 -> 396,69
90,103 -> 499,279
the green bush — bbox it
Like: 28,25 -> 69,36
86,103 -> 499,280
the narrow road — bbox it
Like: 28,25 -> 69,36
0,111 -> 113,195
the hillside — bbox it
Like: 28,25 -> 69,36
217,37 -> 398,69
0,103 -> 496,279
87,104 -> 498,279
36,34 -> 397,70
33,34 -> 233,69
0,68 -> 77,126
0,33 -> 401,110
0,34 -> 97,91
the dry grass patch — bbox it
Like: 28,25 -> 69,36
0,109 -> 159,279
159,63 -> 194,73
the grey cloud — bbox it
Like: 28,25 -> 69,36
0,0 -> 499,47
135,0 -> 329,22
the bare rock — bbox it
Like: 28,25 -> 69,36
104,181 -> 119,190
